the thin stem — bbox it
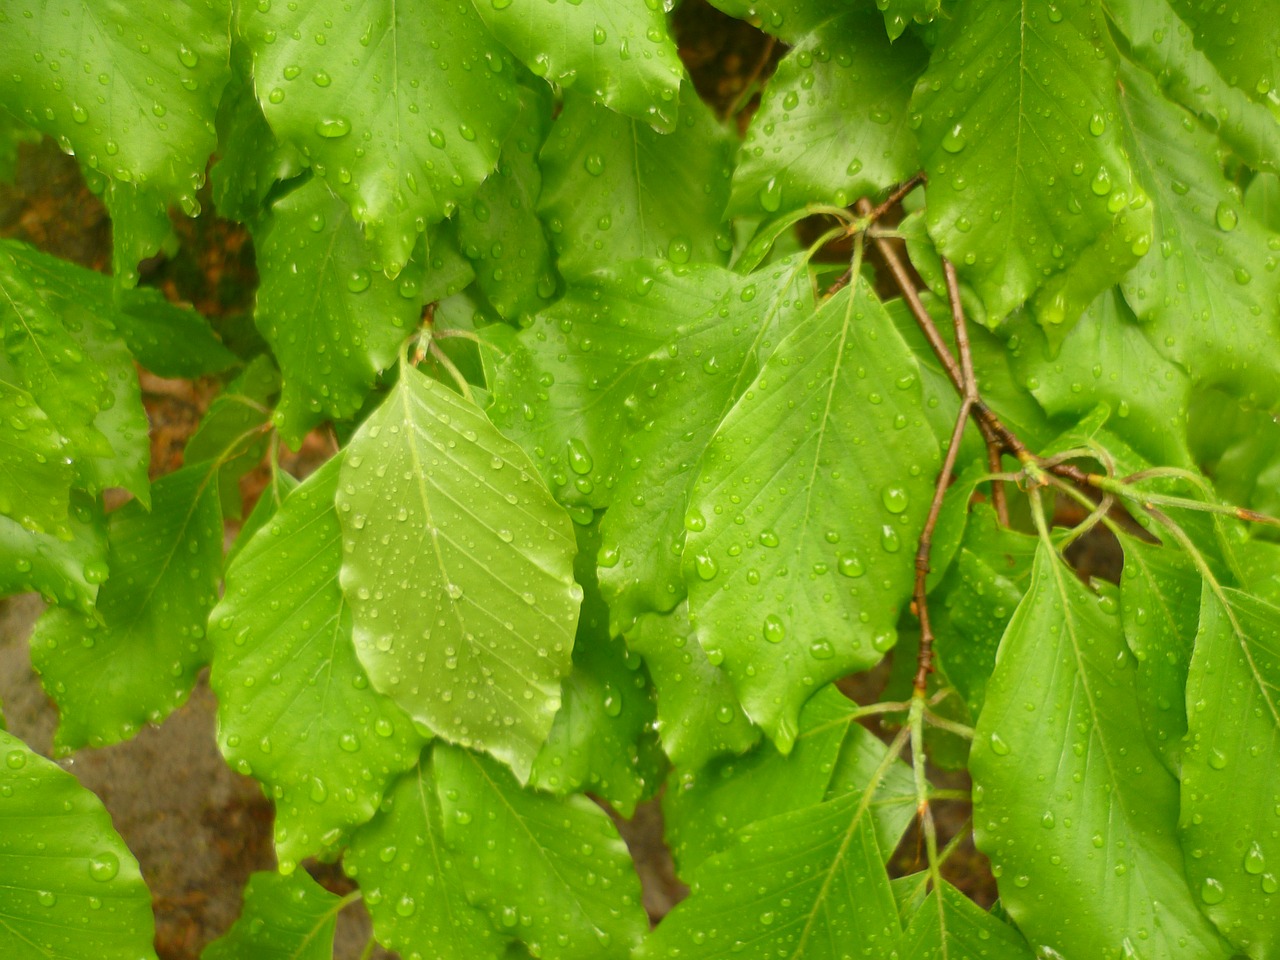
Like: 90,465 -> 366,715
428,340 -> 475,404
864,171 -> 927,225
357,933 -> 377,960
923,710 -> 974,740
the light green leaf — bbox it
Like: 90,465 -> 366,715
210,456 -> 425,872
972,544 -> 1232,959
0,376 -> 74,535
337,364 -> 581,780
31,464 -> 223,753
0,0 -> 230,206
1165,0 -> 1277,106
1245,173 -> 1280,231
912,0 -> 1143,323
625,602 -> 759,771
252,176 -> 427,444
346,749 -> 509,960
641,791 -> 901,960
1180,586 -> 1280,957
469,0 -> 683,132
1013,288 -> 1193,467
823,719 -> 917,861
435,742 -> 648,960
243,0 -> 519,275
201,871 -> 343,960
538,86 -> 732,279
456,85 -> 558,322
225,467 -> 298,568
530,518 -> 655,816
0,494 -> 106,614
0,729 -> 156,960
704,0 -> 844,44
598,255 -> 813,628
1116,63 -> 1280,412
894,881 -> 1035,960
729,10 -> 925,217
683,280 -> 939,750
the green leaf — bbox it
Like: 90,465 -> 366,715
894,881 -> 1035,960
434,742 -> 648,960
912,0 -> 1143,322
456,85 -> 558,322
113,286 -> 237,379
598,255 -> 814,628
1165,0 -> 1277,106
337,364 -> 581,780
1180,586 -> 1280,957
89,173 -> 178,286
704,0 -> 844,44
210,456 -> 426,872
1116,62 -> 1280,412
530,518 -> 655,816
625,603 -> 759,770
683,280 -> 939,750
0,376 -> 74,535
346,749 -> 509,960
876,0 -> 943,41
729,10 -> 925,217
972,543 -> 1232,959
0,494 -> 106,614
469,0 -> 683,132
201,871 -> 343,960
30,464 -> 223,752
243,0 -> 519,275
0,729 -> 156,960
0,0 -> 230,206
823,719 -> 917,860
225,467 -> 298,568
538,86 -> 732,279
641,791 -> 901,960
252,176 -> 427,444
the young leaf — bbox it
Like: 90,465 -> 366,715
625,603 -> 759,771
210,456 -> 426,872
0,494 -> 107,615
346,749 -> 509,960
201,870 -> 344,960
911,0 -> 1141,322
434,742 -> 648,960
1116,62 -> 1280,412
469,0 -> 684,132
252,176 -> 427,444
242,0 -> 519,275
641,791 -> 901,960
538,86 -> 732,279
0,730 -> 156,960
894,881 -> 1035,960
337,364 -> 581,780
31,464 -> 223,752
1180,586 -> 1280,957
972,544 -> 1233,959
729,9 -> 926,217
683,280 -> 939,750
0,0 -> 229,207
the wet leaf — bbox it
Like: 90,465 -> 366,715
705,0 -> 844,44
683,280 -> 939,750
972,543 -> 1232,959
470,0 -> 683,132
201,871 -> 342,960
0,729 -> 156,960
0,375 -> 74,535
210,456 -> 425,872
337,363 -> 581,780
894,881 -> 1035,959
0,494 -> 106,615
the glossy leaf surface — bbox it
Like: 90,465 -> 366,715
337,364 -> 581,779
894,882 -> 1034,959
201,871 -> 342,960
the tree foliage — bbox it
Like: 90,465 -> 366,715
0,0 -> 1277,957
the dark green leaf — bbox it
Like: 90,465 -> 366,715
0,729 -> 156,960
346,749 -> 509,960
185,356 -> 277,519
0,376 -> 74,535
683,280 -> 939,750
113,286 -> 238,379
972,544 -> 1232,959
337,364 -> 581,780
729,10 -> 925,217
243,0 -> 519,274
435,743 -> 648,960
538,86 -> 732,279
469,0 -> 683,132
210,456 -> 425,872
1165,0 -> 1277,106
705,0 -> 843,44
0,494 -> 106,614
1180,586 -> 1280,957
641,791 -> 901,960
201,871 -> 343,960
252,176 -> 427,444
30,464 -> 223,752
912,0 -> 1144,324
876,0 -> 943,41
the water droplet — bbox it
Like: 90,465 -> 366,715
37,890 -> 56,908
1200,877 -> 1225,904
316,117 -> 351,138
602,685 -> 623,717
567,438 -> 593,475
1088,112 -> 1105,136
941,124 -> 967,153
178,45 -> 199,68
1041,811 -> 1056,829
758,529 -> 779,548
809,639 -> 834,660
1208,747 -> 1228,769
1215,202 -> 1239,232
1245,842 -> 1266,875
668,237 -> 691,264
715,705 -> 735,724
989,732 -> 1011,756
880,526 -> 901,553
88,852 -> 120,882
758,176 -> 782,213
1091,167 -> 1112,196
6,750 -> 27,770
881,487 -> 909,514
346,269 -> 371,293
762,615 -> 786,644
395,895 -> 417,917
694,554 -> 718,581
684,510 -> 706,532
583,153 -> 605,176
313,70 -> 331,87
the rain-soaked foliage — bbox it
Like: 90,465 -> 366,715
0,0 -> 1278,957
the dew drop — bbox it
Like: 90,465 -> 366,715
941,124 -> 967,153
762,615 -> 786,644
989,732 -> 1011,756
881,487 -> 909,514
88,852 -> 120,882
1200,877 -> 1225,904
315,117 -> 351,138
1215,202 -> 1239,232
